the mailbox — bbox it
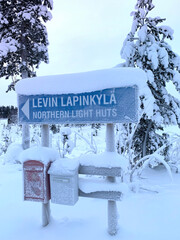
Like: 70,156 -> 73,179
23,160 -> 51,203
48,160 -> 79,206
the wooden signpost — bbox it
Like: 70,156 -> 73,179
41,124 -> 50,227
17,79 -> 138,235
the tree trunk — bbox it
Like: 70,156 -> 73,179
21,22 -> 30,150
142,120 -> 153,157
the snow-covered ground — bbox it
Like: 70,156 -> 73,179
1,162 -> 180,240
1,122 -> 180,240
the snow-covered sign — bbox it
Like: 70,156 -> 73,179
18,87 -> 138,124
16,68 -> 148,124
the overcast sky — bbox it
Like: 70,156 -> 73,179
1,0 -> 180,106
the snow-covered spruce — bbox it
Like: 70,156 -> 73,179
0,0 -> 53,84
0,1 -> 53,150
119,0 -> 180,163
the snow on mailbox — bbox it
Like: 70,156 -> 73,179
20,146 -> 59,203
48,159 -> 79,206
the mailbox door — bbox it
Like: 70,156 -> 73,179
50,173 -> 78,205
24,160 -> 44,202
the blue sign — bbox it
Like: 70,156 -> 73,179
18,87 -> 138,124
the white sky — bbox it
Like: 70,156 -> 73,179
1,0 -> 180,106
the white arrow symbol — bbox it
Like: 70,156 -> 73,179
21,99 -> 29,119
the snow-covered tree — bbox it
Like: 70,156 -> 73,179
0,0 -> 53,149
0,0 -> 53,83
120,0 -> 180,161
57,127 -> 74,158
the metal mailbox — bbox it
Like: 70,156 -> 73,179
48,164 -> 79,206
23,160 -> 51,203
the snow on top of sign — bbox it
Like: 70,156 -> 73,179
48,152 -> 128,175
19,146 -> 59,165
78,152 -> 129,171
79,177 -> 129,195
15,68 -> 149,97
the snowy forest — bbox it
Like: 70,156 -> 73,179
1,0 -> 180,240
0,105 -> 17,118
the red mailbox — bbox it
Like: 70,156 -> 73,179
23,160 -> 51,203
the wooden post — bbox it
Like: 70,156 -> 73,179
42,201 -> 50,227
22,124 -> 30,150
41,124 -> 50,227
41,124 -> 49,147
106,123 -> 118,235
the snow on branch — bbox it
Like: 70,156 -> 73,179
129,137 -> 180,182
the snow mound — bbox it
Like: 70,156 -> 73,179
79,177 -> 129,195
78,152 -> 129,171
15,68 -> 149,97
19,146 -> 59,165
48,158 -> 79,175
3,143 -> 23,164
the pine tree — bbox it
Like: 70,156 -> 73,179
0,0 -> 53,85
0,0 -> 53,149
120,0 -> 180,161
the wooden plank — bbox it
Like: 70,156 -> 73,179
79,189 -> 122,201
79,165 -> 121,177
